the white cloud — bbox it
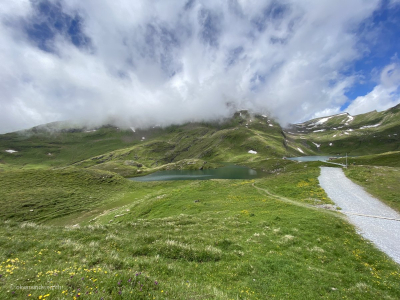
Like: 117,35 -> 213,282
346,64 -> 400,115
347,85 -> 400,115
0,0 -> 32,17
0,0 -> 388,133
380,63 -> 400,89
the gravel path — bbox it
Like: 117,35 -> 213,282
319,167 -> 400,264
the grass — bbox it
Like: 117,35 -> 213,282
1,108 -> 400,299
1,115 -> 298,176
285,103 -> 400,156
0,168 -> 131,224
254,162 -> 336,206
0,126 -> 143,169
1,166 -> 400,299
331,151 -> 400,168
286,126 -> 400,156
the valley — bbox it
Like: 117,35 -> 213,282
0,105 -> 400,299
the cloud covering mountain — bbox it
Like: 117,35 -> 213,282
1,0 -> 400,133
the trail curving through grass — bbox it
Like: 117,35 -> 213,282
319,167 -> 400,264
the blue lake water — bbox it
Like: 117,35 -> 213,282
129,165 -> 261,182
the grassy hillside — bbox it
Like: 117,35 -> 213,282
1,165 -> 400,299
2,105 -> 399,173
330,151 -> 400,168
0,125 -> 163,170
1,108 -> 400,299
1,112 -> 311,176
0,168 -> 131,224
286,104 -> 400,156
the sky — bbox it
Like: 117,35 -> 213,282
1,0 -> 400,133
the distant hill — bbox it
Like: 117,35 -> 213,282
0,111 -> 301,175
1,104 -> 400,175
285,103 -> 400,156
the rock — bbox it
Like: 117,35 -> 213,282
124,160 -> 136,166
318,204 -> 338,211
124,160 -> 143,167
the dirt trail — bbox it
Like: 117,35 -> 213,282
319,167 -> 400,264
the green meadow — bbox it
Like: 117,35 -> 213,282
1,107 -> 400,299
1,164 -> 400,299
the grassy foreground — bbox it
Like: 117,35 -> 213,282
1,166 -> 400,299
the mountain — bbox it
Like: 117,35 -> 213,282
285,103 -> 400,156
0,111 -> 301,175
1,104 -> 400,176
1,106 -> 400,300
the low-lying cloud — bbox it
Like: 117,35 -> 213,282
1,0 -> 400,133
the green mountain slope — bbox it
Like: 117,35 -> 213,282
1,112 -> 311,175
0,123 -> 164,170
1,164 -> 400,299
2,104 -> 400,174
1,107 -> 400,299
285,104 -> 400,156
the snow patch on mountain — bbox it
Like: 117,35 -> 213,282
360,123 -> 381,129
5,149 -> 18,153
312,142 -> 321,148
344,115 -> 354,125
315,117 -> 330,125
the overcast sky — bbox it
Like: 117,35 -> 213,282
1,0 -> 400,133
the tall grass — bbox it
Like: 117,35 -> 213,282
1,167 -> 400,299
